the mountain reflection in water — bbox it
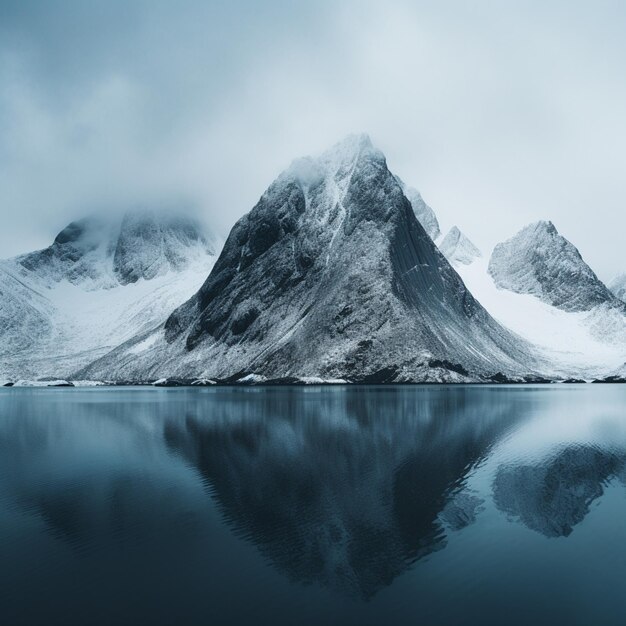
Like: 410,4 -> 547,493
163,387 -> 528,598
1,385 -> 626,626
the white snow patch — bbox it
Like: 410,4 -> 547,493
298,377 -> 348,384
458,258 -> 626,376
128,333 -> 160,354
238,374 -> 268,383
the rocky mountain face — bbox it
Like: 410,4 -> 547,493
489,221 -> 623,313
17,210 -> 215,289
439,226 -> 481,267
80,135 -> 538,383
0,210 -> 220,380
610,274 -> 626,303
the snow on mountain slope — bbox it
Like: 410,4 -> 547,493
0,211 -> 221,380
0,264 -> 55,356
16,210 -> 215,290
444,220 -> 626,377
439,226 -> 482,267
395,177 -> 441,241
78,134 -> 541,383
610,274 -> 626,303
457,258 -> 626,377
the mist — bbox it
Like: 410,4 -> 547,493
2,0 -> 626,280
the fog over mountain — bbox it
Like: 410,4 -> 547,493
2,1 -> 626,280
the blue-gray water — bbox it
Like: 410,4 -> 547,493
1,385 -> 625,626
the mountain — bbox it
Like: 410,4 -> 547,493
489,221 -> 622,312
395,177 -> 441,241
439,226 -> 481,267
0,210 -> 220,380
16,210 -> 214,289
78,134 -> 539,383
452,220 -> 626,378
610,274 -> 626,303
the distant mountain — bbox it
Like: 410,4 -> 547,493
489,221 -> 622,312
0,210 -> 220,380
16,210 -> 215,289
79,134 -> 538,383
439,226 -> 481,267
395,177 -> 441,241
610,274 -> 626,303
449,220 -> 626,378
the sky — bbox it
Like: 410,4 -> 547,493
1,0 -> 625,281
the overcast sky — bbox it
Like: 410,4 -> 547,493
1,0 -> 625,280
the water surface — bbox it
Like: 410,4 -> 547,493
1,385 -> 625,625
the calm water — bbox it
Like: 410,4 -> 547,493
1,385 -> 625,625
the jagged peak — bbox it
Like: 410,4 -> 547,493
285,133 -> 383,186
519,220 -> 558,237
13,207 -> 218,289
322,132 -> 375,159
439,226 -> 481,266
444,225 -> 463,243
489,220 -> 619,312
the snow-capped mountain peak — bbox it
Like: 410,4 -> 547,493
488,220 -> 621,312
14,209 -> 217,290
79,134 -> 538,383
0,208 -> 221,380
439,226 -> 481,266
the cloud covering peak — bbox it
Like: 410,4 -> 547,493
2,0 -> 626,280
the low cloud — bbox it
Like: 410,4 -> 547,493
1,0 -> 626,280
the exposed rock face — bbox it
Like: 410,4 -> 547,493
17,210 -> 216,289
81,134 -> 537,382
489,221 -> 623,313
439,226 -> 482,266
610,274 -> 626,303
395,177 -> 441,241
